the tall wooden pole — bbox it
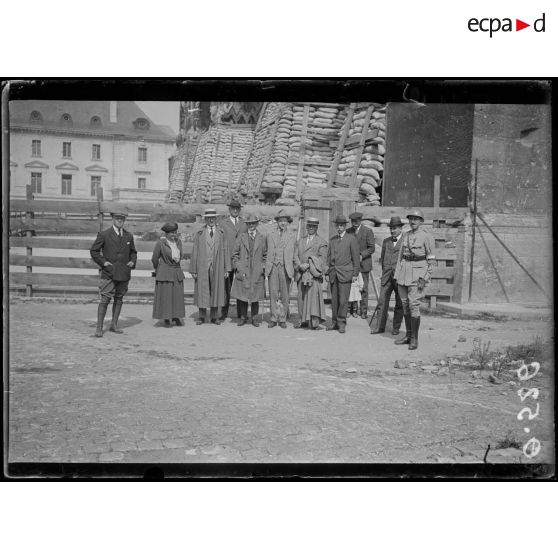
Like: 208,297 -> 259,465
468,159 -> 478,302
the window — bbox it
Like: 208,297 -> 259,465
138,147 -> 147,162
63,142 -> 72,158
134,118 -> 149,130
32,140 -> 41,157
90,176 -> 101,197
138,177 -> 146,190
30,111 -> 42,122
92,144 -> 101,160
31,172 -> 42,194
60,113 -> 72,124
90,116 -> 101,126
61,174 -> 72,196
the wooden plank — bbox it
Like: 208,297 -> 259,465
452,226 -> 468,304
349,105 -> 374,189
432,249 -> 457,260
295,104 -> 310,200
359,207 -> 468,222
423,283 -> 454,297
327,103 -> 355,189
9,254 -> 164,271
430,267 -> 456,280
10,272 -> 156,290
237,102 -> 267,191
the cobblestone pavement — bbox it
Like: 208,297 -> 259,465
7,301 -> 554,466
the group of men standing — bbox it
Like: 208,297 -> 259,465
90,201 -> 435,350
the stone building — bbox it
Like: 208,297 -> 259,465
9,100 -> 176,202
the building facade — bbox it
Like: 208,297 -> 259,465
9,100 -> 176,202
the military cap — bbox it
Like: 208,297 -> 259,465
110,210 -> 128,218
161,222 -> 178,233
349,211 -> 363,220
406,209 -> 425,221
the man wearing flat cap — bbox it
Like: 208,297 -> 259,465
219,199 -> 247,321
265,208 -> 296,329
326,215 -> 360,334
190,208 -> 231,325
90,210 -> 137,337
231,213 -> 267,327
294,216 -> 328,330
347,211 -> 376,319
370,216 -> 404,336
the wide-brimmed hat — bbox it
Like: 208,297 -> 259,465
274,209 -> 293,223
349,211 -> 363,221
406,209 -> 424,221
333,215 -> 348,225
388,216 -> 403,228
244,213 -> 260,224
203,208 -> 218,219
306,217 -> 319,226
110,210 -> 128,218
228,200 -> 242,208
161,222 -> 178,233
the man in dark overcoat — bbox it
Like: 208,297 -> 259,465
370,215 -> 404,335
326,215 -> 360,334
219,199 -> 247,320
90,210 -> 137,337
347,211 -> 376,319
231,213 -> 267,327
190,208 -> 231,325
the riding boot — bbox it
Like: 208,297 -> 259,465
95,302 -> 109,337
409,316 -> 420,350
394,309 -> 411,345
109,300 -> 124,333
360,301 -> 367,319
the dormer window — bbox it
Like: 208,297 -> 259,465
90,116 -> 102,127
60,113 -> 73,125
30,110 -> 42,122
134,118 -> 150,130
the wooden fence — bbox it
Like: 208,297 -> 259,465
9,190 -> 468,306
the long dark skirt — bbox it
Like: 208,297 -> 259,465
152,280 -> 185,319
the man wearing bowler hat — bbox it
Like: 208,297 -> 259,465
370,215 -> 404,335
347,211 -> 376,319
190,208 -> 231,325
219,199 -> 247,321
326,215 -> 360,334
90,210 -> 137,337
393,209 -> 435,350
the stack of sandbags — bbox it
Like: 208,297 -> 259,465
275,104 -> 346,201
337,104 -> 386,206
166,143 -> 187,203
183,125 -> 254,203
239,102 -> 284,197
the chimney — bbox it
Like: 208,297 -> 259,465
110,101 -> 117,123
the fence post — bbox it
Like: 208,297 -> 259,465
25,184 -> 34,297
97,185 -> 104,231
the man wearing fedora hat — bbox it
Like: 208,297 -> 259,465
370,215 -> 404,335
393,209 -> 435,350
219,199 -> 248,321
231,213 -> 267,327
326,215 -> 360,334
294,216 -> 328,330
190,208 -> 231,325
265,208 -> 296,329
90,210 -> 137,337
347,211 -> 376,319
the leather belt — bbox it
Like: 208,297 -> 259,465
402,255 -> 426,261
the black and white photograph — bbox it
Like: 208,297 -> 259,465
2,79 -> 554,477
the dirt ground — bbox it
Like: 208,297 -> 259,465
6,299 -> 555,471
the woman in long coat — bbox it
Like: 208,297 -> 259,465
230,213 -> 267,327
151,222 -> 186,327
190,208 -> 231,325
293,216 -> 328,330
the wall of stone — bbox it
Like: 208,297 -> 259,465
466,104 -> 552,305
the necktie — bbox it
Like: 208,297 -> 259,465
118,229 -> 121,237
210,228 -> 214,238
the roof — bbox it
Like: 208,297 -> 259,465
9,100 -> 176,142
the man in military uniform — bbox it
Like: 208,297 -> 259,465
90,211 -> 137,337
370,215 -> 404,335
219,199 -> 247,320
393,210 -> 435,350
347,211 -> 376,319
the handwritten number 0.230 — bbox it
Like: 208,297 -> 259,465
516,362 -> 542,459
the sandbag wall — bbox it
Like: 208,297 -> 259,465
239,102 -> 285,198
337,104 -> 387,206
265,104 -> 347,200
166,135 -> 200,203
184,125 -> 254,203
